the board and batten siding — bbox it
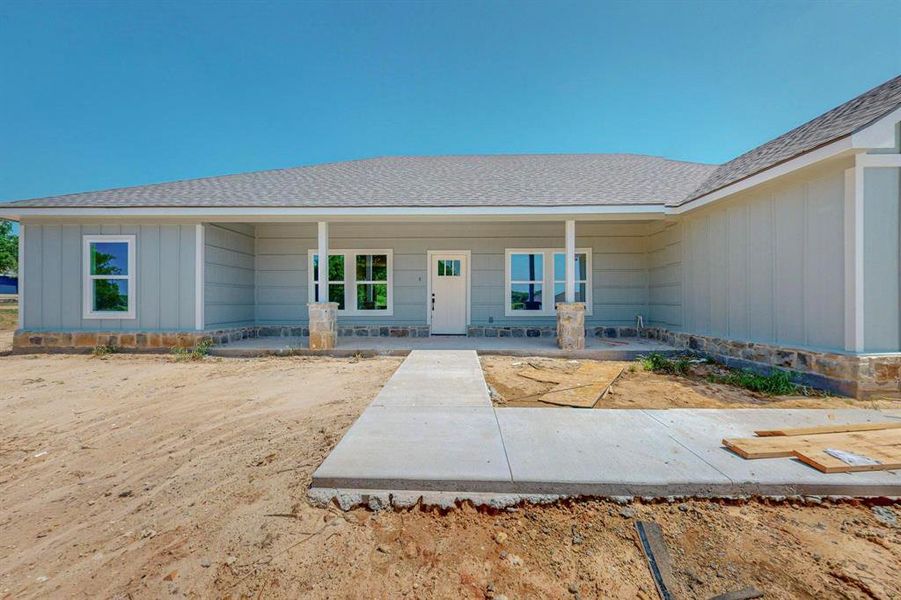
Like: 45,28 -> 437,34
204,223 -> 256,328
678,164 -> 847,352
20,222 -> 197,331
255,222 -> 651,327
863,166 -> 901,352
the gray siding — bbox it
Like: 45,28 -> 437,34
679,166 -> 846,351
255,222 -> 650,327
21,222 -> 197,331
647,220 -> 682,328
204,223 -> 255,328
863,167 -> 901,351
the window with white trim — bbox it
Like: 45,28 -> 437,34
83,235 -> 136,319
308,250 -> 393,315
505,248 -> 591,316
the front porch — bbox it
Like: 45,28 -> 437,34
208,332 -> 675,359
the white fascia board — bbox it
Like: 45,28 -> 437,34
857,153 -> 901,168
0,203 -> 667,221
675,108 -> 901,214
669,136 -> 856,215
850,105 -> 901,149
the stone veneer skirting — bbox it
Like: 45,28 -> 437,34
11,326 -> 259,353
11,323 -> 901,398
640,328 -> 901,399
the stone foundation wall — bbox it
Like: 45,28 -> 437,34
642,328 -> 901,399
12,326 -> 259,353
467,325 -> 644,338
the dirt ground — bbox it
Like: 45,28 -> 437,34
482,355 -> 901,410
0,304 -> 15,353
1,353 -> 900,599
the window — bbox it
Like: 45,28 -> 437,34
308,250 -> 393,315
355,253 -> 389,311
553,252 -> 588,304
312,254 -> 346,309
505,248 -> 591,316
83,235 -> 136,319
509,252 -> 544,311
437,259 -> 461,277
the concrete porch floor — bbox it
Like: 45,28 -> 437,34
309,350 -> 901,509
210,334 -> 676,359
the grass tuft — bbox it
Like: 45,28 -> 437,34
707,368 -> 799,396
92,344 -> 117,357
171,338 -> 213,361
639,352 -> 691,375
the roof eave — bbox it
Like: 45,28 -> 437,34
0,203 -> 671,222
671,103 -> 901,214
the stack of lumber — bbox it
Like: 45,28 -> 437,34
723,422 -> 901,473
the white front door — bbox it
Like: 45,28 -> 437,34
430,252 -> 468,334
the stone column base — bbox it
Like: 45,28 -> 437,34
556,302 -> 586,350
308,302 -> 339,350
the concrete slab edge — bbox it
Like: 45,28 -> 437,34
308,487 -> 901,511
310,478 -> 901,499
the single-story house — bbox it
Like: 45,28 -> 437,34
1,75 -> 900,396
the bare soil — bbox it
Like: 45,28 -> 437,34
482,355 -> 901,410
0,305 -> 15,353
1,353 -> 900,599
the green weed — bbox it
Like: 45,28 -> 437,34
707,368 -> 799,396
639,352 -> 691,375
171,338 -> 213,361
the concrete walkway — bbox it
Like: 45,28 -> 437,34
310,350 -> 901,506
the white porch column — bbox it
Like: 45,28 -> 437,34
844,161 -> 864,352
564,219 -> 576,303
310,221 -> 337,350
317,221 -> 329,301
557,219 -> 585,350
194,223 -> 205,331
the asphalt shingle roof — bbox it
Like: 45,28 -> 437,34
4,75 -> 900,212
4,154 -> 717,208
677,74 -> 901,206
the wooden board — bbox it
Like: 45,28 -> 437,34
723,428 -> 901,459
635,521 -> 677,600
754,422 -> 901,437
518,362 -> 624,408
794,441 -> 901,473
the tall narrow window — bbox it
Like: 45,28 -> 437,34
312,254 -> 346,309
356,253 -> 389,311
509,252 -> 544,311
83,235 -> 136,319
553,252 -> 588,303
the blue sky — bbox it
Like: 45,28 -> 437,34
1,0 -> 899,203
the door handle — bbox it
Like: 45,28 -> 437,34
431,293 -> 435,311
